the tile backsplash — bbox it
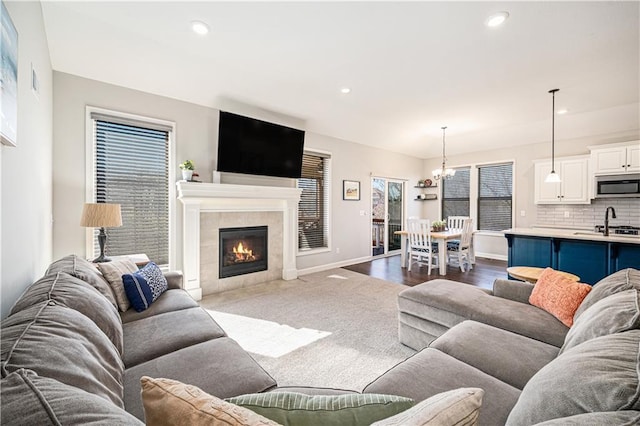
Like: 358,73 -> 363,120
537,198 -> 640,229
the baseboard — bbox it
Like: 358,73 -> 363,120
297,256 -> 372,276
475,252 -> 508,261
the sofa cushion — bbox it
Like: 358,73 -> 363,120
561,289 -> 640,355
364,347 -> 521,426
575,268 -> 640,320
506,329 -> 640,425
124,337 -> 277,420
228,392 -> 414,426
371,388 -> 484,426
46,254 -> 118,308
123,262 -> 169,312
9,271 -> 123,355
533,411 -> 640,425
141,376 -> 280,426
528,268 -> 592,327
0,369 -> 142,425
398,279 -> 568,347
120,288 -> 199,323
430,321 -> 559,390
122,307 -> 226,368
1,302 -> 124,408
97,259 -> 139,312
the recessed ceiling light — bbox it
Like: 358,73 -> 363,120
556,109 -> 568,115
191,21 -> 210,35
486,11 -> 509,28
340,87 -> 351,94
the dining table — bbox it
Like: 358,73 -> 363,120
394,229 -> 463,276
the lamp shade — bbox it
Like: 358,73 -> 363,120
80,203 -> 122,228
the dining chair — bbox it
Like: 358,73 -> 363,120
445,216 -> 469,251
407,218 -> 438,274
447,218 -> 473,272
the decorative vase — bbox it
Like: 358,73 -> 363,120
182,170 -> 193,181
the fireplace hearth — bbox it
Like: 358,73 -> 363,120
219,226 -> 268,278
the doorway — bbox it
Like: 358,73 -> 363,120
371,177 -> 405,256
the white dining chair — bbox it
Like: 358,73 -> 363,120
447,218 -> 473,272
407,218 -> 439,274
447,216 -> 467,231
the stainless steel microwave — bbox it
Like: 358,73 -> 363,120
595,174 -> 640,198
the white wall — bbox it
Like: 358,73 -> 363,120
423,130 -> 640,259
1,1 -> 53,319
52,73 -> 424,274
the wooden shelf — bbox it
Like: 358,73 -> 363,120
414,197 -> 438,201
414,185 -> 438,189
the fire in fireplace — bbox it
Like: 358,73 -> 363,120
219,226 -> 268,278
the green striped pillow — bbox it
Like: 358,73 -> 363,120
227,392 -> 414,425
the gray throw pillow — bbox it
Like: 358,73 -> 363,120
1,301 -> 124,408
98,259 -> 139,312
9,271 -> 123,355
574,268 -> 640,320
560,289 -> 640,355
506,330 -> 640,425
1,369 -> 142,426
46,254 -> 118,308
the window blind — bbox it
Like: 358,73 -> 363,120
93,119 -> 170,265
478,163 -> 513,231
298,152 -> 329,251
442,167 -> 470,219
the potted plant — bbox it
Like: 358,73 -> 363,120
432,220 -> 446,232
179,160 -> 195,181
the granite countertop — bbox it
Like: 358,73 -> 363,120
503,227 -> 640,245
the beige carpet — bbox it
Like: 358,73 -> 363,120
200,268 -> 416,391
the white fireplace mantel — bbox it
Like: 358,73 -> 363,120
177,181 -> 302,300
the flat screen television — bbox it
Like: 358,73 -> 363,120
217,111 -> 305,179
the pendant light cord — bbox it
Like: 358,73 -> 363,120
549,89 -> 559,173
441,126 -> 447,172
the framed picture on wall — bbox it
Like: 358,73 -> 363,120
1,1 -> 18,147
343,180 -> 360,201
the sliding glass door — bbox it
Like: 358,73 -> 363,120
371,177 -> 405,256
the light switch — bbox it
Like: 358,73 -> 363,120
520,210 -> 526,217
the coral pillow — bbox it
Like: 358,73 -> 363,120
529,268 -> 592,327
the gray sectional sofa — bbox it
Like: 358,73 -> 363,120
364,268 -> 640,425
1,255 -> 277,424
2,254 -> 639,425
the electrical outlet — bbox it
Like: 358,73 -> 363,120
336,247 -> 340,254
564,211 -> 570,218
520,210 -> 526,217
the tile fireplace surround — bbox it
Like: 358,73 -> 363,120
177,181 -> 302,300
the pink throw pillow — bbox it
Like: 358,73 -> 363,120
529,268 -> 592,327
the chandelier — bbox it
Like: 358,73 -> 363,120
432,126 -> 456,180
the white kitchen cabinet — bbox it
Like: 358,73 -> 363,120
591,141 -> 640,175
534,156 -> 590,204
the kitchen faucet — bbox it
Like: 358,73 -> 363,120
604,206 -> 617,236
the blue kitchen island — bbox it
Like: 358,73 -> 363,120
504,228 -> 640,285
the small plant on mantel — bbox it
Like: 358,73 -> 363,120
179,160 -> 195,171
432,220 -> 446,232
179,160 -> 195,181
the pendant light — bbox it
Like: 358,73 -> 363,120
432,126 -> 456,180
545,89 -> 561,183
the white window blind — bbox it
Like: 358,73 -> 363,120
92,117 -> 170,265
442,167 -> 470,219
478,163 -> 513,231
298,152 -> 330,251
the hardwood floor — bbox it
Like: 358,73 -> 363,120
343,255 -> 508,290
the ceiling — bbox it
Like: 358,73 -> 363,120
41,1 -> 639,159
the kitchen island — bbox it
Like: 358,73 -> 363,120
504,227 -> 640,285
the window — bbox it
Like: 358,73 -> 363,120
441,167 -> 470,219
478,163 -> 513,231
298,152 -> 330,252
89,110 -> 173,265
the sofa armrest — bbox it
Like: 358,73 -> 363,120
492,279 -> 535,305
163,271 -> 184,290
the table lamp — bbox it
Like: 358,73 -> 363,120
80,203 -> 122,263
